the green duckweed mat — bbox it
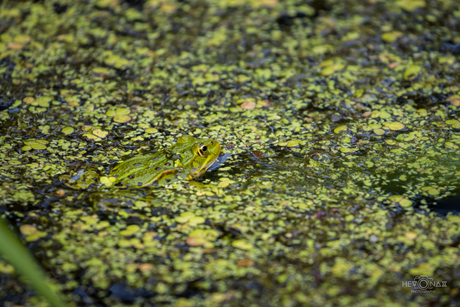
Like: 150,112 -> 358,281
1,0 -> 460,306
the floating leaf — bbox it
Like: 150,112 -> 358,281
66,95 -> 80,106
386,122 -> 405,131
417,109 -> 428,116
92,67 -> 113,75
20,225 -> 47,242
334,125 -> 347,134
23,97 -> 35,104
39,125 -> 50,134
320,59 -> 346,76
286,140 -> 300,147
100,176 -> 116,187
0,263 -> 15,274
409,262 -> 434,276
92,129 -> 108,138
236,259 -> 254,267
14,34 -> 31,44
62,127 -> 74,135
218,178 -> 236,188
379,111 -> 392,119
445,119 -> 460,128
145,128 -> 158,133
240,100 -> 256,110
232,239 -> 253,251
175,212 -> 196,224
119,225 -> 140,236
396,0 -> 426,12
388,62 -> 400,69
385,140 -> 397,145
218,181 -> 230,188
400,199 -> 413,207
24,139 -> 48,150
8,42 -> 24,50
36,96 -> 52,108
20,225 -> 38,236
446,95 -> 460,107
256,100 -> 272,108
340,148 -> 359,153
107,108 -> 132,123
188,216 -> 205,226
104,54 -> 131,69
404,65 -> 422,80
139,263 -> 153,272
381,31 -> 403,43
404,232 -> 417,240
113,115 -> 132,123
186,236 -> 207,247
321,65 -> 336,76
389,195 -> 412,207
116,108 -> 130,115
83,133 -> 100,141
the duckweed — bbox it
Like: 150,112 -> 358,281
0,0 -> 460,306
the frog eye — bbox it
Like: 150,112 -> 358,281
198,144 -> 208,157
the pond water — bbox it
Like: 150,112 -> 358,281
0,0 -> 459,305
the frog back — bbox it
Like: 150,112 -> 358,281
110,153 -> 178,187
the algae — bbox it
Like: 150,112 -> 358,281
0,0 -> 460,305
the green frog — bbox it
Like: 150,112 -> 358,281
64,135 -> 223,189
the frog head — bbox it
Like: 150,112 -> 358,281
186,138 -> 221,179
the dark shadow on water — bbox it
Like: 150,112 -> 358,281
429,192 -> 460,217
109,283 -> 155,302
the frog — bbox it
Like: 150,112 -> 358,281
63,135 -> 223,189
109,135 -> 221,187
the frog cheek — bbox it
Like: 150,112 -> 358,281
190,166 -> 206,177
189,163 -> 209,178
190,154 -> 217,177
188,163 -> 202,178
187,169 -> 202,180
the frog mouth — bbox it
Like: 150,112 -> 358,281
189,157 -> 219,179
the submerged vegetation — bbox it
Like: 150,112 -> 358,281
0,0 -> 459,305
